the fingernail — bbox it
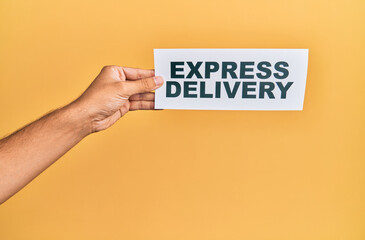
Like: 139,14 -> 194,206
154,76 -> 163,87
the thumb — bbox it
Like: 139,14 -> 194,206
123,76 -> 164,96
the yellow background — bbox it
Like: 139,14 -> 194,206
0,0 -> 364,239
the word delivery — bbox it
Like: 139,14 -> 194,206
167,61 -> 293,99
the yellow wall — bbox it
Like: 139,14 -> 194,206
0,0 -> 364,239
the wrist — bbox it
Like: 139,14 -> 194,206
61,101 -> 94,137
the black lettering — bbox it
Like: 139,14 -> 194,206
274,61 -> 289,79
259,82 -> 275,99
242,82 -> 256,98
184,81 -> 198,98
205,62 -> 219,78
186,62 -> 203,79
223,81 -> 240,98
171,62 -> 184,78
200,82 -> 213,98
222,62 -> 238,79
166,81 -> 181,97
240,62 -> 255,79
215,81 -> 221,98
276,82 -> 293,99
256,61 -> 272,79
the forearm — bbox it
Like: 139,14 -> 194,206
0,102 -> 91,204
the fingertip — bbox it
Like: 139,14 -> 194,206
154,76 -> 164,88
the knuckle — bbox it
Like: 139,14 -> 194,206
118,82 -> 127,93
129,102 -> 135,110
141,78 -> 153,90
102,65 -> 120,72
102,65 -> 113,71
136,71 -> 143,79
134,93 -> 141,101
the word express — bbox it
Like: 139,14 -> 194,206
154,49 -> 308,110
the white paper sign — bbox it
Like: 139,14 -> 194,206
154,49 -> 308,110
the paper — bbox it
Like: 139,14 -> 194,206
154,49 -> 308,110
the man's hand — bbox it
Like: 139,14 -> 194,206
0,66 -> 163,204
73,65 -> 163,133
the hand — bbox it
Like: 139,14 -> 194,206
0,65 -> 164,204
72,65 -> 164,133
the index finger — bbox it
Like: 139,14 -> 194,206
122,67 -> 155,80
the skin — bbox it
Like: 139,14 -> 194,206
0,65 -> 164,204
